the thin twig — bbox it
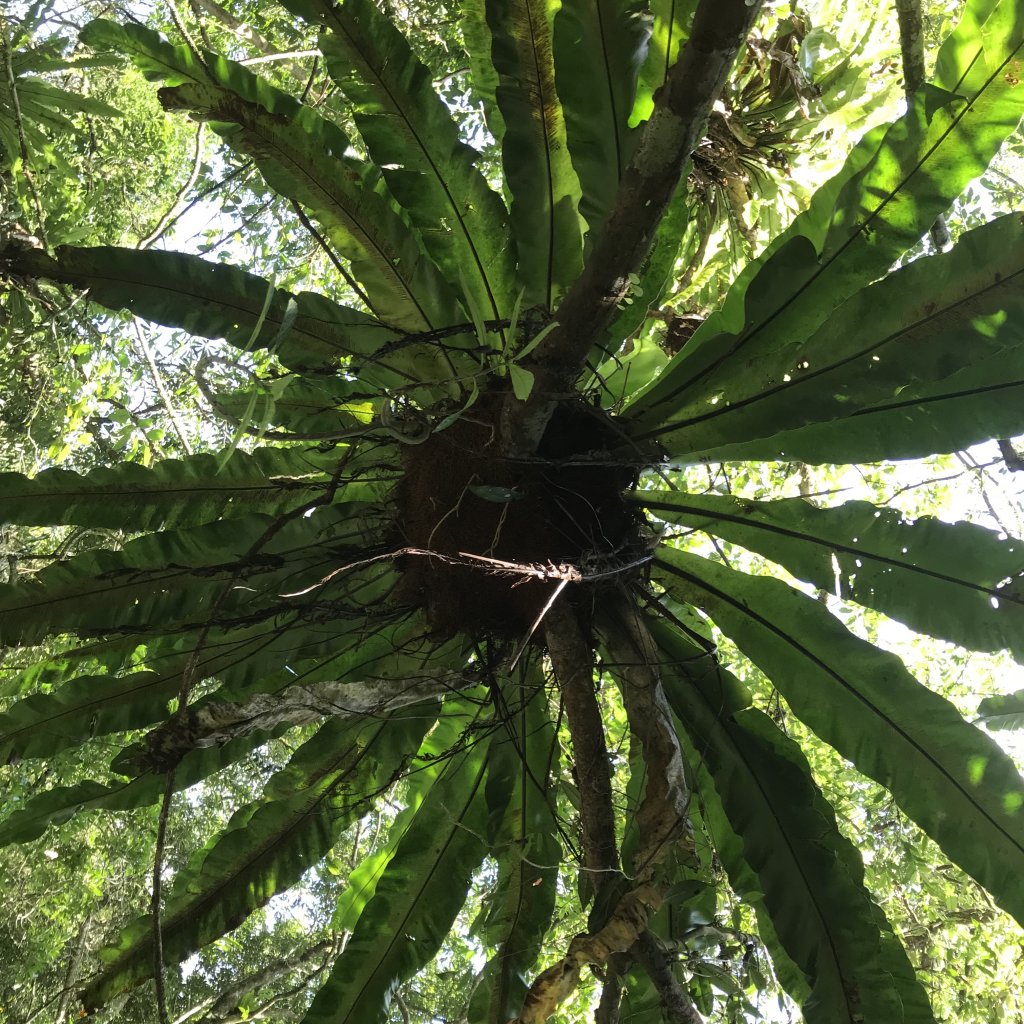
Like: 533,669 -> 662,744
54,912 -> 94,1024
240,49 -> 319,65
509,578 -> 570,671
290,201 -> 377,313
144,162 -> 252,246
134,322 -> 194,454
139,125 -> 206,249
152,772 -> 177,1024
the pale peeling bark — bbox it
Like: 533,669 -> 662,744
143,670 -> 478,769
600,593 -> 694,880
534,598 -> 702,1024
502,0 -> 764,454
188,0 -> 312,85
511,885 -> 664,1024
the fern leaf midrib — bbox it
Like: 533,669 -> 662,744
655,555 -> 1024,858
326,16 -> 504,323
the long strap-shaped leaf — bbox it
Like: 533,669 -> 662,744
0,613 -> 457,763
502,0 -> 761,456
81,704 -> 438,1010
655,547 -> 1024,927
655,620 -> 934,1023
79,18 -> 209,86
209,374 -> 376,436
0,502 -> 378,645
0,448 -> 337,531
328,702 -> 483,935
159,80 -> 463,338
284,0 -> 516,321
302,711 -> 491,1024
628,0 -> 698,127
82,18 -> 464,341
551,0 -> 690,368
0,671 -> 179,764
468,675 -> 560,1023
630,212 -> 1024,455
1,243 -> 397,376
552,0 -> 648,238
0,733 -> 269,847
461,0 -> 506,145
978,689 -> 1024,731
483,0 -> 584,310
639,490 -> 1024,660
624,0 -> 1024,430
692,342 -> 1024,464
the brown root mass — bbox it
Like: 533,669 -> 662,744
393,393 -> 642,637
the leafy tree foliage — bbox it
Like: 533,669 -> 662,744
3,1 -> 1024,1023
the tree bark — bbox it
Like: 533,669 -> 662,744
501,0 -> 763,455
594,966 -> 623,1024
600,593 -> 694,880
632,931 -> 704,1024
894,0 -> 925,89
511,884 -> 664,1024
142,669 -> 481,769
894,0 -> 950,250
543,601 -> 620,890
998,438 -> 1024,472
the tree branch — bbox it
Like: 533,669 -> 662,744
997,437 -> 1024,472
894,0 -> 925,89
543,601 -> 620,891
894,0 -> 950,250
594,967 -> 623,1024
133,321 -> 194,454
1,25 -> 48,245
631,931 -> 704,1024
55,912 -> 94,1024
139,124 -> 206,250
600,593 -> 693,881
142,670 -> 481,770
201,937 -> 335,1021
186,0 -> 312,85
501,0 -> 763,453
511,885 -> 663,1024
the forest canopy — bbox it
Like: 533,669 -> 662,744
3,1 -> 1024,1023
